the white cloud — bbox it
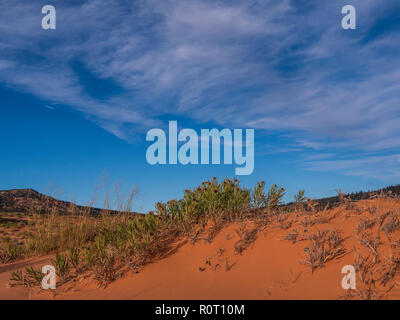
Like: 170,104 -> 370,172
304,154 -> 400,180
1,0 -> 400,179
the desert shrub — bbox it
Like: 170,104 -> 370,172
52,253 -> 70,278
251,181 -> 267,209
88,234 -> 119,282
125,214 -> 160,253
7,177 -> 289,289
382,212 -> 400,235
9,269 -> 25,286
303,229 -> 346,273
234,223 -> 258,255
67,247 -> 80,269
357,218 -> 377,234
10,267 -> 44,288
82,246 -> 95,268
266,184 -> 285,208
25,266 -> 45,285
23,212 -> 100,256
156,177 -> 251,226
0,242 -> 24,263
294,189 -> 306,210
93,250 -> 117,283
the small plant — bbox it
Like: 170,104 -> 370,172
0,243 -> 24,263
155,177 -> 252,225
294,190 -> 306,210
93,249 -> 118,284
67,247 -> 80,269
266,184 -> 285,208
234,224 -> 258,255
9,269 -> 25,286
303,242 -> 324,273
302,229 -> 346,273
358,234 -> 380,261
336,189 -> 346,203
352,252 -> 380,300
25,266 -> 44,285
251,181 -> 267,209
294,189 -> 306,203
82,246 -> 94,268
9,267 -> 44,288
52,253 -> 70,278
357,218 -> 376,234
382,212 -> 400,235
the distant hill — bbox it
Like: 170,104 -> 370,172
1,184 -> 400,216
283,184 -> 400,210
0,188 -> 141,215
313,184 -> 400,207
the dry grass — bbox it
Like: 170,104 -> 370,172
7,180 -> 400,298
7,178 -> 286,289
234,221 -> 259,255
302,229 -> 346,273
284,230 -> 299,244
356,218 -> 377,234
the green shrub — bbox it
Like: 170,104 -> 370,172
25,266 -> 44,285
266,184 -> 285,208
10,267 -> 44,287
82,246 -> 94,268
9,269 -> 25,286
156,177 -> 251,224
7,178 -> 289,288
67,247 -> 80,269
251,181 -> 267,209
52,253 -> 70,278
0,243 -> 24,263
294,190 -> 306,208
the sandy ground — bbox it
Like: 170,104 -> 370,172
2,199 -> 400,300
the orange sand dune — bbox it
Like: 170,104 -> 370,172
2,198 -> 400,300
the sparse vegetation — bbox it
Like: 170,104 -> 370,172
234,222 -> 258,255
3,178 -> 285,288
252,181 -> 267,209
10,267 -> 44,288
0,242 -> 24,263
52,253 -> 70,279
266,184 -> 285,208
4,179 -> 400,299
302,229 -> 346,273
294,190 -> 306,210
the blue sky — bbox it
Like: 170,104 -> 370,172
1,0 -> 400,212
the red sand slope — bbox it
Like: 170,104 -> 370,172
2,199 -> 400,300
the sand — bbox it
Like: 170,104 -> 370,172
2,198 -> 400,300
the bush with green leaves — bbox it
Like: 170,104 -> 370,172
156,177 -> 251,227
82,246 -> 94,268
52,253 -> 70,278
0,243 -> 24,263
10,267 -> 44,288
266,184 -> 285,208
294,190 -> 306,203
252,181 -> 267,209
67,247 -> 80,269
7,177 -> 291,288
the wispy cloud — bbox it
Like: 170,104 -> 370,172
1,0 -> 400,179
304,154 -> 400,180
